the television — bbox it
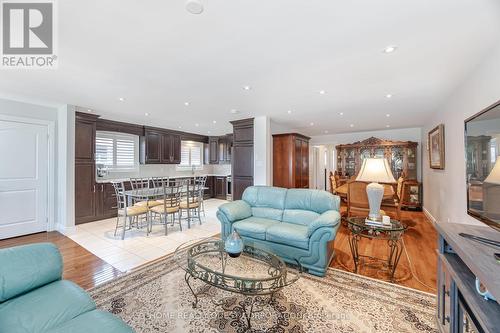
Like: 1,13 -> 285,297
465,100 -> 500,231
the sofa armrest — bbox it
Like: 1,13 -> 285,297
0,243 -> 62,302
307,210 -> 341,236
218,200 -> 252,223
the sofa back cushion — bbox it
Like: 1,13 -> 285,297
282,209 -> 320,226
0,243 -> 62,302
284,188 -> 338,213
243,186 -> 287,221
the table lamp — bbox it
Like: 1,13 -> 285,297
356,158 -> 396,221
483,156 -> 500,221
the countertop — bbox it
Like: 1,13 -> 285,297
96,174 -> 231,183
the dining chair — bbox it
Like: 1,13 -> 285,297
180,178 -> 203,228
130,177 -> 162,208
150,181 -> 182,235
112,182 -> 149,240
152,176 -> 169,188
347,181 -> 386,218
195,175 -> 207,217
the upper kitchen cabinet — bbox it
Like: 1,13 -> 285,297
75,112 -> 99,162
208,135 -> 232,164
140,127 -> 181,164
209,136 -> 219,164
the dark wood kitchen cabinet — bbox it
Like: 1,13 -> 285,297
231,118 -> 254,200
141,127 -> 181,164
209,137 -> 219,164
215,176 -> 227,199
204,176 -> 215,199
209,135 -> 232,164
96,183 -> 118,219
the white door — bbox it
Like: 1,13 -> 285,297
0,119 -> 49,239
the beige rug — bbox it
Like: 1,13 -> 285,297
89,255 -> 438,333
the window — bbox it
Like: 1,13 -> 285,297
95,131 -> 139,171
178,141 -> 203,169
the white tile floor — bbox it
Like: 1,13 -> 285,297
63,199 -> 227,272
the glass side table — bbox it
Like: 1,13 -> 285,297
346,217 -> 407,282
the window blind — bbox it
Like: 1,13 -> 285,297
95,131 -> 139,171
179,141 -> 203,167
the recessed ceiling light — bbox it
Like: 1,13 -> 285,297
319,90 -> 326,95
195,123 -> 199,127
207,130 -> 211,134
87,109 -> 92,112
186,0 -> 204,14
386,114 -> 391,117
118,97 -> 125,102
212,120 -> 217,124
350,124 -> 354,128
184,102 -> 190,106
287,110 -> 292,114
310,122 -> 314,126
230,109 -> 239,114
324,130 -> 329,134
243,85 -> 251,91
386,94 -> 393,98
178,126 -> 182,129
383,45 -> 397,53
339,112 -> 344,116
144,112 -> 150,116
386,124 -> 391,128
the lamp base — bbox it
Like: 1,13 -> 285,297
366,182 -> 384,221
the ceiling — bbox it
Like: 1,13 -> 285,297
1,0 -> 500,136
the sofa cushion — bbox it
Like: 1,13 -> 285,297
243,186 -> 287,211
0,243 -> 62,302
284,188 -> 338,214
233,217 -> 280,240
218,200 -> 252,222
0,280 -> 96,333
282,209 -> 320,226
251,207 -> 283,221
46,310 -> 134,333
265,223 -> 309,250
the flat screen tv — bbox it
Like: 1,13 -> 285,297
465,100 -> 500,231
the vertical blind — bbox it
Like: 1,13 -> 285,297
95,131 -> 139,170
180,141 -> 202,167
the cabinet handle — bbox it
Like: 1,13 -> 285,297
93,185 -> 96,193
101,185 -> 104,192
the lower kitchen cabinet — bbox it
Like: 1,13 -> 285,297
76,181 -> 118,224
97,183 -> 118,219
204,176 -> 215,199
215,176 -> 227,199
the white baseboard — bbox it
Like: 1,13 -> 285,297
55,224 -> 76,235
423,207 -> 438,228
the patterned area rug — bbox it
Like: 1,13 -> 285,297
89,255 -> 438,333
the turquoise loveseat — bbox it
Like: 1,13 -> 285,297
217,186 -> 341,276
0,243 -> 134,333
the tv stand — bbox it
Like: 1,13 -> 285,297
436,223 -> 500,333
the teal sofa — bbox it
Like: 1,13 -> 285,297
0,243 -> 134,333
217,186 -> 341,276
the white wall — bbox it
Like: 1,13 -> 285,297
310,127 -> 423,181
254,116 -> 272,185
422,44 -> 500,225
0,98 -> 61,231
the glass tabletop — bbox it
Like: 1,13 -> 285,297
347,216 -> 407,232
174,238 -> 301,296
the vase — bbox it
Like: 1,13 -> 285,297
224,230 -> 243,258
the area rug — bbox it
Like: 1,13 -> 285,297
89,255 -> 438,333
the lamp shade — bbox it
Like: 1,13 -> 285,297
484,156 -> 500,185
356,158 -> 396,183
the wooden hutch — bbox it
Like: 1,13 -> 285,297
273,133 -> 310,189
336,137 -> 418,180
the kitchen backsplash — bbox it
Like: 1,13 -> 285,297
98,163 -> 231,181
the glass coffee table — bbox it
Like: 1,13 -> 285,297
346,217 -> 407,282
174,238 -> 301,330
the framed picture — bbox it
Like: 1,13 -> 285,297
428,124 -> 445,169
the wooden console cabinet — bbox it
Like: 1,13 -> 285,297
436,223 -> 500,333
272,133 -> 310,189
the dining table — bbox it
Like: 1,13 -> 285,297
335,182 -> 395,199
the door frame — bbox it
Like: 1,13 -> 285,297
0,114 -> 56,233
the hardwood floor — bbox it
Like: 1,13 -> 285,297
0,231 -> 121,290
330,205 -> 438,294
0,207 -> 437,294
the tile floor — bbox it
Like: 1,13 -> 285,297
63,199 -> 227,272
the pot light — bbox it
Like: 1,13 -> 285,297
207,130 -> 211,134
386,125 -> 391,128
287,110 -> 292,114
386,94 -> 393,99
310,122 -> 314,126
383,45 -> 397,53
339,112 -> 344,116
184,102 -> 190,106
186,0 -> 204,14
243,85 -> 251,91
324,130 -> 329,134
178,126 -> 182,129
144,112 -> 150,116
230,109 -> 239,114
386,114 -> 391,117
212,120 -> 217,124
350,124 -> 354,128
319,90 -> 326,95
195,123 -> 199,127
118,97 -> 125,102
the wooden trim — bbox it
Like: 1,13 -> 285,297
75,111 -> 99,121
272,132 -> 311,140
96,118 -> 144,136
335,136 -> 418,149
428,124 -> 445,170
